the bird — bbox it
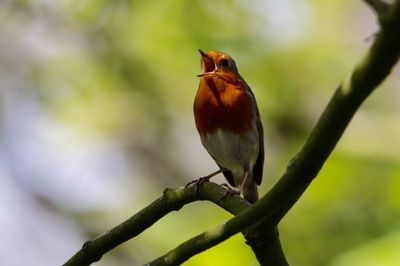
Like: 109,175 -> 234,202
192,49 -> 264,204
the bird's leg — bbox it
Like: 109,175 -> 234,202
220,183 -> 235,190
220,171 -> 249,200
239,171 -> 249,193
186,169 -> 222,192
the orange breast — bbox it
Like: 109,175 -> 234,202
194,76 -> 255,135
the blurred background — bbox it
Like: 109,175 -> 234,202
1,0 -> 399,265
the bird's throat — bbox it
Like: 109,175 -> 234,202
194,77 -> 255,135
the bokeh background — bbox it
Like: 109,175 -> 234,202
1,1 -> 400,265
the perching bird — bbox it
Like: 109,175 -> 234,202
193,49 -> 264,204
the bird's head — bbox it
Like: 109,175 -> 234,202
197,49 -> 240,81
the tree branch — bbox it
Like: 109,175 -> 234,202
64,182 -> 253,266
146,1 -> 400,265
244,227 -> 288,266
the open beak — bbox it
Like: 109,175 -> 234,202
198,49 -> 208,59
197,71 -> 215,77
197,49 -> 216,77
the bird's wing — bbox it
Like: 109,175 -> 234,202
253,112 -> 264,185
245,83 -> 264,186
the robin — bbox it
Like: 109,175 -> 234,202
191,49 -> 264,204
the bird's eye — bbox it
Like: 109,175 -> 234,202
220,59 -> 230,68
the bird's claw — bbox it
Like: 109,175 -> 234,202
185,176 -> 211,193
219,184 -> 240,200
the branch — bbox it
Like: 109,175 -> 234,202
65,182 -> 286,266
64,182 -> 251,266
146,1 -> 400,265
244,227 -> 288,266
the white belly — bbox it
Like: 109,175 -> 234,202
201,128 -> 259,185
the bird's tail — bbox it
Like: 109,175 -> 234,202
242,183 -> 259,204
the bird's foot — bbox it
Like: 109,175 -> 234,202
185,170 -> 222,193
186,176 -> 211,187
219,183 -> 240,200
185,176 -> 211,194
